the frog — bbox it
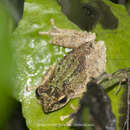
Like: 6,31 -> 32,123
36,19 -> 106,113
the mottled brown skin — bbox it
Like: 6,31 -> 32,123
36,43 -> 92,112
36,19 -> 106,113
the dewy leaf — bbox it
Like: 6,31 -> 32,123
12,0 -> 79,130
11,0 -> 130,130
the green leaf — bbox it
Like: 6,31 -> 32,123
12,0 -> 130,130
0,3 -> 15,129
93,1 -> 130,129
12,0 -> 79,130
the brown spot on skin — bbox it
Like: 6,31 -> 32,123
38,85 -> 52,96
53,88 -> 61,98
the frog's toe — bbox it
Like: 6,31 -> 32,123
66,118 -> 74,126
60,114 -> 74,126
60,115 -> 70,121
70,104 -> 76,111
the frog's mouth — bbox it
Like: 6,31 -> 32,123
42,96 -> 70,113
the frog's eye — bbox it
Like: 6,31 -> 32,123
58,95 -> 67,104
35,88 -> 40,98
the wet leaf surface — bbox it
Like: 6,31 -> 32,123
12,0 -> 130,129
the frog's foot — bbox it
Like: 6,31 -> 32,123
60,115 -> 74,126
38,19 -> 61,36
50,18 -> 60,30
95,72 -> 111,84
113,81 -> 122,95
60,104 -> 77,126
113,73 -> 128,95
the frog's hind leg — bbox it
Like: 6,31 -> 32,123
39,19 -> 96,49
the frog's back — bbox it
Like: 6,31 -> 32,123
49,40 -> 106,94
45,42 -> 93,94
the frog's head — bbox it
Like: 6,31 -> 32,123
36,85 -> 70,113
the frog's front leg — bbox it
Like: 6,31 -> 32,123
60,104 -> 78,126
40,65 -> 55,85
35,65 -> 55,99
39,19 -> 96,49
